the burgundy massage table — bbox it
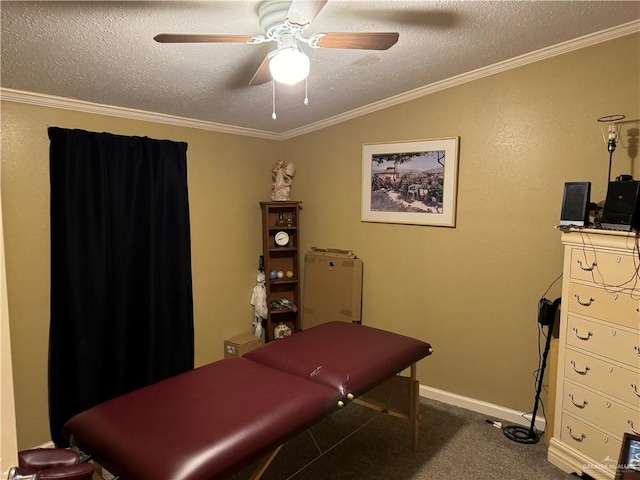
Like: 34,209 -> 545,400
64,321 -> 433,480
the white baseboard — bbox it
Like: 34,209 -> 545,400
419,385 -> 546,432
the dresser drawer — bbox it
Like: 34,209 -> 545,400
567,282 -> 640,330
570,247 -> 639,288
566,315 -> 640,369
563,381 -> 640,437
564,349 -> 640,407
560,412 -> 622,472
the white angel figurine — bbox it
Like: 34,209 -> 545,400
271,159 -> 296,201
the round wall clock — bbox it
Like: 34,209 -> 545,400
274,231 -> 290,247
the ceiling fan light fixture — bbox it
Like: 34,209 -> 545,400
269,47 -> 310,85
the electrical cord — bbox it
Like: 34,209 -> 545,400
540,272 -> 562,300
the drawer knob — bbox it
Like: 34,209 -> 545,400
628,419 -> 640,435
634,345 -> 640,357
574,294 -> 595,307
632,383 -> 640,398
566,426 -> 586,442
572,327 -> 593,341
570,360 -> 590,375
576,259 -> 597,271
568,394 -> 588,408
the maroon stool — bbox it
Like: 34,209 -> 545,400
16,448 -> 94,480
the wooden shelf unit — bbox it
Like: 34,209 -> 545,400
260,201 -> 301,342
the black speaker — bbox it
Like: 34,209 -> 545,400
560,182 -> 591,226
601,180 -> 640,231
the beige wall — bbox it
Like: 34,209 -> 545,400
1,33 -> 638,449
283,34 -> 639,410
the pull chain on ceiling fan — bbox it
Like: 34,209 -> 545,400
154,0 -> 399,118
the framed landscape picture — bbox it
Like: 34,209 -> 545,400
361,137 -> 460,227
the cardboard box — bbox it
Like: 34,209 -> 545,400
224,334 -> 263,358
303,247 -> 363,329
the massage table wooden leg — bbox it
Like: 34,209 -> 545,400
352,362 -> 422,450
249,445 -> 283,480
410,363 -> 420,450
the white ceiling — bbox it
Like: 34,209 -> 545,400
2,1 -> 639,137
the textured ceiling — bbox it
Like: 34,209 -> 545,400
2,1 -> 639,136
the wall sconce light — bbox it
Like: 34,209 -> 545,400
597,114 -> 626,183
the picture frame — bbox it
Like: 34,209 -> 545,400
361,137 -> 460,227
615,432 -> 640,480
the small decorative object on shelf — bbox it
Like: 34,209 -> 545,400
270,298 -> 297,312
271,159 -> 296,201
275,212 -> 288,227
273,322 -> 292,340
260,201 -> 301,341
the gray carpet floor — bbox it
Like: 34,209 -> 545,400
230,397 -> 577,480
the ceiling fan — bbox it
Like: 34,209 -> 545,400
154,0 -> 399,86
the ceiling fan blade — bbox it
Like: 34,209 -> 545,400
286,0 -> 328,27
154,33 -> 255,44
249,55 -> 272,86
316,32 -> 399,50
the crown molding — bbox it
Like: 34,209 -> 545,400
2,20 -> 638,142
0,89 -> 281,140
280,20 -> 640,140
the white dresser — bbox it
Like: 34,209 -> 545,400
548,229 -> 640,480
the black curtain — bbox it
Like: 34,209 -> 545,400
48,127 -> 194,447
